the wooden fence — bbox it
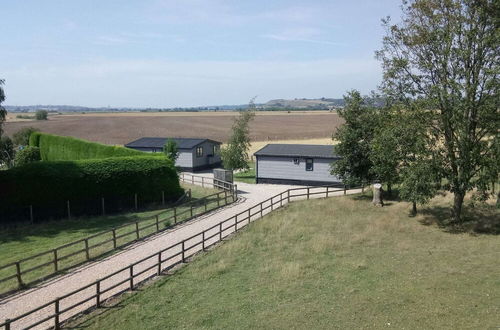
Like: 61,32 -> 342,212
0,185 -> 360,330
0,175 -> 236,298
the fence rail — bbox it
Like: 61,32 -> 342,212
0,175 -> 236,298
0,184 -> 361,330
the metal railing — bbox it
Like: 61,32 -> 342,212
0,184 -> 361,330
0,175 -> 236,298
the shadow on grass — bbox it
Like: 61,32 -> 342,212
419,204 -> 499,235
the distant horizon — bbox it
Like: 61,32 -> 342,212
1,0 -> 402,107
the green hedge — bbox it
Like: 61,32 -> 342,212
29,132 -> 146,161
0,156 -> 183,223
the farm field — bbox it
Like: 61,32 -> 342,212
0,183 -> 219,295
3,111 -> 342,146
69,192 -> 499,330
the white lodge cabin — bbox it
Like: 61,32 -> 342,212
125,137 -> 222,172
254,144 -> 342,186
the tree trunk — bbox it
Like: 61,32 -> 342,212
387,183 -> 392,198
372,183 -> 384,207
412,201 -> 417,215
452,191 -> 465,224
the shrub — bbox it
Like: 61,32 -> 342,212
14,146 -> 41,167
29,132 -> 146,161
0,136 -> 14,168
35,110 -> 48,120
12,127 -> 40,146
0,156 -> 183,223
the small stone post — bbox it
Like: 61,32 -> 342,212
372,183 -> 384,207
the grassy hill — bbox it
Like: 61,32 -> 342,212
70,192 -> 499,329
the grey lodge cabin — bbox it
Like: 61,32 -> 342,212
125,137 -> 222,171
254,144 -> 342,186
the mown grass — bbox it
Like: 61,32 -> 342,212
70,192 -> 499,330
234,162 -> 256,184
0,183 -> 224,295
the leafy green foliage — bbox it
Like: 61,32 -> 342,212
12,127 -> 40,146
14,146 -> 41,167
399,160 -> 439,214
331,90 -> 378,185
164,138 -> 179,163
35,110 -> 48,120
0,156 -> 183,223
220,102 -> 255,171
29,132 -> 146,161
0,136 -> 14,168
376,0 -> 499,222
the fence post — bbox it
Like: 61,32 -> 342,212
67,200 -> 71,220
155,215 -> 159,232
271,197 -> 274,211
96,281 -> 101,307
162,191 -> 165,206
260,202 -> 263,216
234,216 -> 237,232
129,266 -> 134,290
135,222 -> 140,239
192,175 -> 194,184
174,207 -> 177,224
202,231 -> 205,250
54,298 -> 60,330
201,177 -> 204,187
204,198 -> 207,212
219,223 -> 223,241
135,193 -> 138,211
307,187 -> 310,200
53,249 -> 58,273
280,193 -> 283,207
288,190 -> 290,203
248,208 -> 251,223
182,241 -> 185,263
15,262 -> 23,288
4,319 -> 10,330
234,184 -> 238,199
326,187 -> 329,198
112,229 -> 117,249
84,239 -> 90,260
29,205 -> 33,224
190,205 -> 193,218
157,252 -> 162,275
101,197 -> 105,216
217,193 -> 220,207
361,182 -> 364,193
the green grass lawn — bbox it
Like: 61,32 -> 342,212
0,183 -> 222,294
70,192 -> 499,330
234,161 -> 256,184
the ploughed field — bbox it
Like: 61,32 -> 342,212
3,111 -> 343,145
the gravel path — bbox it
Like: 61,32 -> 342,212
0,177 -> 362,329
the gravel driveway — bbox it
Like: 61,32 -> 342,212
0,176 -> 362,329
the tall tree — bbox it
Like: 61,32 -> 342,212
220,98 -> 256,171
331,90 -> 378,185
376,0 -> 499,222
0,79 -> 6,137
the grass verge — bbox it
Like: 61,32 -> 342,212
234,162 -> 256,184
0,183 -> 221,294
69,192 -> 499,330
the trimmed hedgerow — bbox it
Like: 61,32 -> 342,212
29,132 -> 146,161
0,156 -> 183,223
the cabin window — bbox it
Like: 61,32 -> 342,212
196,147 -> 203,157
305,158 -> 314,171
293,158 -> 300,165
213,145 -> 219,155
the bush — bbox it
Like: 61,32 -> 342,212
35,110 -> 48,120
0,136 -> 14,168
0,156 -> 183,223
29,132 -> 146,161
14,146 -> 41,167
12,127 -> 40,146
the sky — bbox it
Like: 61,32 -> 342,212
0,0 -> 403,108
